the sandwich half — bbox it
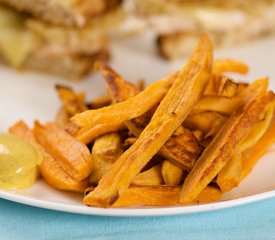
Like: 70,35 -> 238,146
0,0 -> 122,27
0,5 -> 111,79
133,0 -> 275,59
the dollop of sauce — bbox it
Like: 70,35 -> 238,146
0,134 -> 42,189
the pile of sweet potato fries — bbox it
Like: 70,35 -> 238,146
9,35 -> 275,208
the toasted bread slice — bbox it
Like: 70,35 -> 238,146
0,48 -> 108,80
0,4 -> 109,79
0,0 -> 122,27
157,21 -> 275,60
134,0 -> 275,59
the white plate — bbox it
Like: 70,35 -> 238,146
0,35 -> 275,217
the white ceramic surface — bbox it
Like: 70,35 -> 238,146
0,35 -> 275,216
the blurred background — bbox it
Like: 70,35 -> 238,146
0,0 -> 275,80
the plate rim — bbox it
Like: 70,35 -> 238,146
1,189 -> 275,217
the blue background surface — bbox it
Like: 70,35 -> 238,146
1,197 -> 275,240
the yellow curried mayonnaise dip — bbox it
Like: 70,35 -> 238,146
0,134 -> 42,189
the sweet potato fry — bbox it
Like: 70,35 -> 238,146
184,111 -> 228,137
239,103 -> 274,152
101,67 -> 155,137
83,34 -> 212,207
161,160 -> 184,186
204,59 -> 247,95
33,121 -> 93,181
112,186 -> 180,208
95,61 -> 139,103
213,59 -> 249,75
236,83 -> 249,96
160,126 -> 202,170
9,121 -> 87,192
137,79 -> 145,91
96,64 -> 153,136
87,95 -> 112,109
132,164 -> 163,186
179,89 -> 274,204
123,137 -> 137,149
39,154 -> 89,193
216,149 -> 242,192
203,75 -> 218,96
89,133 -> 123,185
192,129 -> 204,142
66,72 -> 177,144
239,78 -> 269,97
197,184 -> 222,203
9,120 -> 40,148
99,62 -> 202,170
217,77 -> 239,98
55,107 -> 70,128
112,186 -> 181,207
55,85 -> 87,117
191,96 -> 243,115
241,117 -> 275,180
112,185 -> 221,207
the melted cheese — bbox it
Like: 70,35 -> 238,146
0,6 -> 40,67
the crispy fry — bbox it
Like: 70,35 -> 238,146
96,64 -> 153,136
204,59 -> 247,96
217,77 -> 239,98
84,186 -> 95,196
123,137 -> 137,149
184,111 -> 227,137
100,62 -> 201,170
112,186 -> 180,207
66,72 -> 177,144
137,79 -> 145,91
160,126 -> 202,170
161,160 -> 184,186
87,95 -> 112,109
213,59 -> 249,75
97,63 -> 156,138
197,184 -> 222,203
9,120 -> 39,147
126,116 -> 202,171
39,154 -> 89,192
55,85 -> 87,117
112,185 -> 221,207
9,121 -> 87,192
180,89 -> 274,204
89,133 -> 123,185
192,96 -> 243,115
33,121 -> 93,181
192,129 -> 204,142
216,149 -> 242,192
203,75 -> 217,96
239,78 -> 269,97
55,107 -> 70,128
125,110 -> 154,136
132,164 -> 163,186
95,61 -> 139,103
200,137 -> 213,148
241,117 -> 275,180
83,34 -> 212,207
235,83 -> 249,97
239,103 -> 274,152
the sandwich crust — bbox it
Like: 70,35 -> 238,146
134,0 -> 275,59
0,0 -> 122,26
0,4 -> 109,79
